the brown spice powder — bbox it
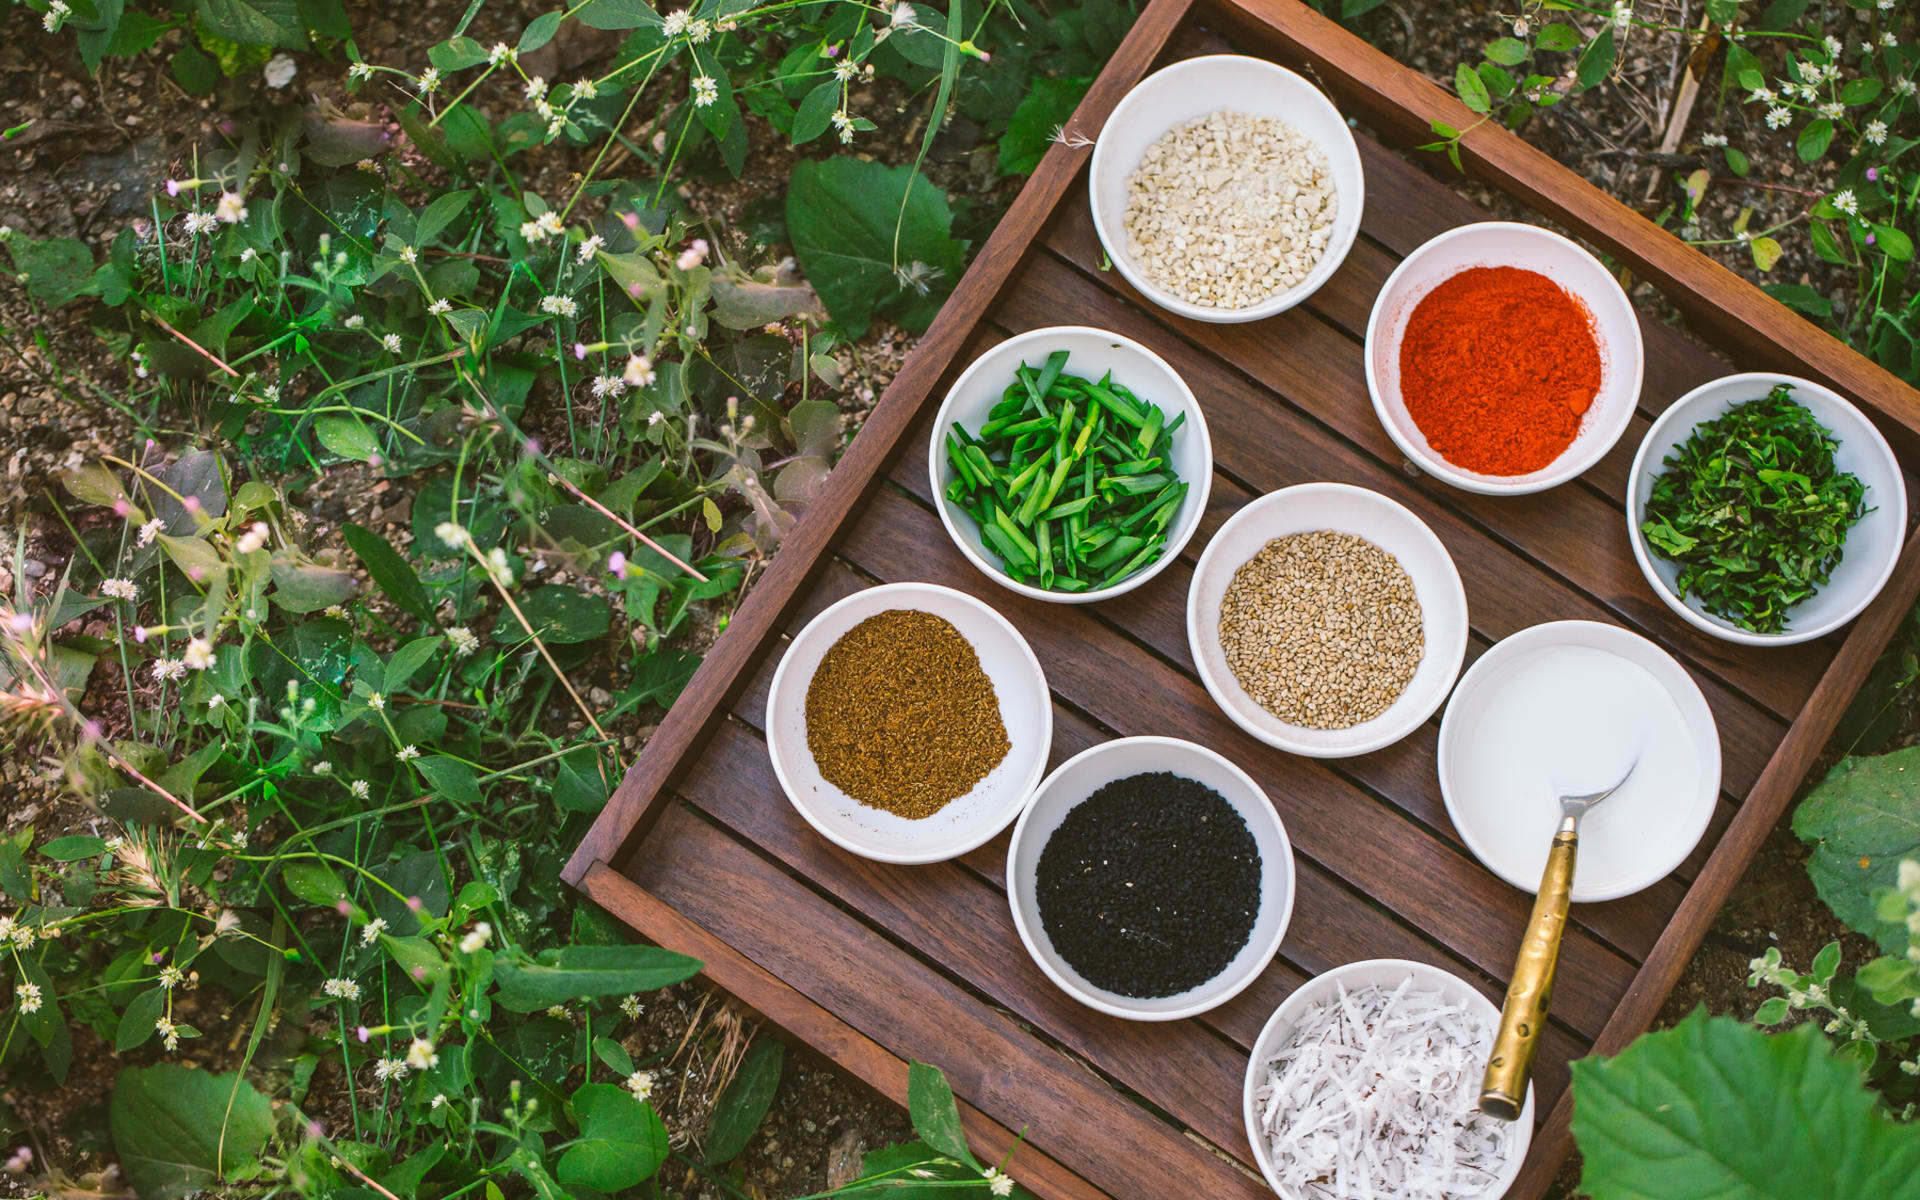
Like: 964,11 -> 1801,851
804,608 -> 1011,819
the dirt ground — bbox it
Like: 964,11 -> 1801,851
0,1 -> 1890,1198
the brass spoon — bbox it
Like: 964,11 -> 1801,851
1479,760 -> 1638,1120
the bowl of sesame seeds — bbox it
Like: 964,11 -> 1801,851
1088,54 -> 1365,323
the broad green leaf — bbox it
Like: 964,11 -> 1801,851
1748,235 -> 1783,272
11,237 -> 96,307
493,944 -> 702,1011
195,0 -> 306,49
282,861 -> 353,908
574,0 -> 665,30
383,636 -> 444,692
791,80 -> 840,146
269,554 -> 358,614
1840,77 -> 1882,107
115,986 -> 167,1051
999,76 -> 1091,175
1576,26 -> 1615,90
785,158 -> 965,336
553,751 -> 612,813
40,835 -> 108,861
1797,118 -> 1834,163
1571,1011 -> 1920,1198
172,45 -> 218,94
557,1083 -> 668,1191
314,413 -> 381,462
494,585 -> 610,644
907,1061 -> 975,1169
1454,62 -> 1491,113
705,1037 -> 784,1163
157,534 -> 222,581
110,1065 -> 276,1199
383,934 -> 448,987
428,36 -> 490,72
342,523 -> 436,625
518,9 -> 562,52
414,189 -> 475,247
62,461 -> 130,510
1793,744 -> 1920,952
1873,225 -> 1914,263
1536,23 -> 1581,52
416,755 -> 484,809
1485,37 -> 1529,66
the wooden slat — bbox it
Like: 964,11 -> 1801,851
1205,0 -> 1920,458
625,805 -> 1272,1199
578,865 -> 1112,1200
562,0 -> 1202,887
1511,524 -> 1920,1195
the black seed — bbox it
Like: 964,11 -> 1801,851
1034,770 -> 1262,998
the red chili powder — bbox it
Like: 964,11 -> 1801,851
1397,266 -> 1603,476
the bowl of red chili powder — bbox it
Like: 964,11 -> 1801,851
1364,222 -> 1644,495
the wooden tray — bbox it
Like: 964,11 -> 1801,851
567,1 -> 1920,1194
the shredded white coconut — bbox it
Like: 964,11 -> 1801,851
1254,980 -> 1514,1199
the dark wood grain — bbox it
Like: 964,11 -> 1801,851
578,865 -> 1114,1200
562,0 -> 1202,886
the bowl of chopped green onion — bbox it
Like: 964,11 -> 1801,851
928,327 -> 1212,603
1627,372 -> 1906,646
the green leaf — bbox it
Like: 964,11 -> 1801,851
574,0 -> 664,30
1794,744 -> 1920,953
1750,996 -> 1790,1024
1576,26 -> 1615,90
705,1037 -> 784,1163
494,585 -> 610,644
1872,225 -> 1914,262
791,80 -> 840,146
1748,235 -> 1783,272
11,237 -> 96,307
195,0 -> 307,49
171,44 -> 218,94
1536,23 -> 1582,52
1485,37 -> 1529,66
428,36 -> 490,72
999,76 -> 1091,175
557,1084 -> 668,1191
785,158 -> 965,336
1571,1011 -> 1920,1198
110,1065 -> 276,1199
313,414 -> 381,462
383,636 -> 444,692
518,9 -> 563,52
342,523 -> 436,625
592,1036 -> 636,1076
1840,77 -> 1883,106
906,1061 -> 975,1169
269,555 -> 358,614
40,835 -> 107,861
1454,62 -> 1491,113
383,934 -> 448,988
1724,146 -> 1749,177
115,986 -> 167,1051
1797,118 -> 1834,163
282,861 -> 353,909
414,189 -> 475,247
553,751 -> 612,813
493,944 -> 702,1012
416,755 -> 483,809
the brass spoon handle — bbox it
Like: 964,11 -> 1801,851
1480,821 -> 1577,1120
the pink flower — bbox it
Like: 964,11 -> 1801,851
608,551 -> 628,578
113,498 -> 131,517
356,1026 -> 370,1043
620,211 -> 641,231
335,899 -> 353,915
165,179 -> 181,196
676,238 -> 709,271
134,625 -> 149,643
406,895 -> 424,912
573,342 -> 588,359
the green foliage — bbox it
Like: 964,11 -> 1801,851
492,944 -> 703,1011
1572,1012 -> 1920,1198
1795,743 -> 1920,953
787,158 -> 968,335
704,1036 -> 784,1163
109,1065 -> 276,1199
1000,76 -> 1092,175
557,1083 -> 669,1191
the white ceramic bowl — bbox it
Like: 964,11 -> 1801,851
1087,54 -> 1364,323
1626,372 -> 1907,646
928,326 -> 1213,604
1006,737 -> 1295,1021
1187,483 -> 1468,758
766,582 -> 1052,864
1243,959 -> 1533,1200
1365,221 -> 1645,494
1438,621 -> 1721,903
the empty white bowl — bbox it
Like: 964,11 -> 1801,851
1438,621 -> 1721,903
1087,54 -> 1364,323
1365,221 -> 1645,494
1243,959 -> 1532,1199
1627,372 -> 1907,646
1006,737 -> 1295,1021
766,582 -> 1052,864
1187,483 -> 1468,758
928,326 -> 1213,604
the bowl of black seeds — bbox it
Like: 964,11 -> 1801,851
1006,736 -> 1295,1020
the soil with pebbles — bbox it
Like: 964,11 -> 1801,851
0,0 -> 1897,1197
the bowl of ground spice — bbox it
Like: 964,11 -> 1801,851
1365,221 -> 1644,495
767,582 -> 1053,864
1087,55 -> 1364,323
1187,483 -> 1468,757
1007,736 -> 1295,1021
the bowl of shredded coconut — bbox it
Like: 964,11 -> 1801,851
1243,959 -> 1530,1199
1088,54 -> 1364,324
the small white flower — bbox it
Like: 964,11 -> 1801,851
417,67 -> 442,95
368,691 -> 386,711
662,8 -> 690,36
323,977 -> 362,1001
1610,2 -> 1631,31
344,313 -> 366,329
448,626 -> 479,656
692,75 -> 718,107
576,234 -> 605,263
15,980 -> 42,1014
1700,132 -> 1727,148
488,42 -> 515,65
458,921 -> 492,954
625,1070 -> 656,1100
687,18 -> 712,42
101,578 -> 139,601
590,374 -> 628,399
835,60 -> 860,83
158,965 -> 185,989
1866,120 -> 1889,146
623,354 -> 657,387
428,297 -> 452,315
374,1057 -> 409,1081
360,917 -> 388,945
152,657 -> 186,682
1883,32 -> 1899,49
891,2 -> 917,28
262,383 -> 279,402
985,1167 -> 1015,1197
349,779 -> 372,800
208,693 -> 228,711
156,1017 -> 179,1051
406,1037 -> 439,1070
396,744 -> 421,762
1766,105 -> 1791,129
1823,34 -> 1841,57
1834,188 -> 1860,215
486,547 -> 514,586
264,53 -> 297,89
431,1092 -> 448,1108
349,61 -> 375,81
43,0 -> 70,33
313,760 -> 334,776
619,994 -> 643,1018
1819,101 -> 1845,119
137,518 -> 164,547
1898,78 -> 1918,97
545,1004 -> 569,1019
236,521 -> 269,554
1748,85 -> 1773,105
183,211 -> 220,236
540,294 -> 578,317
183,636 -> 216,670
382,333 -> 404,353
523,75 -> 547,101
831,109 -> 854,143
215,191 -> 249,224
648,409 -> 666,427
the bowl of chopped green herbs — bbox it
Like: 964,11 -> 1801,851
1627,372 -> 1906,645
929,327 -> 1212,603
